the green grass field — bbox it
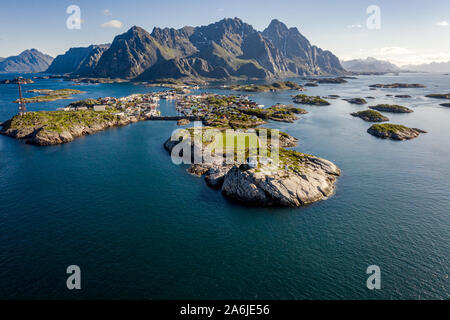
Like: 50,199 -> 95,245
212,131 -> 260,151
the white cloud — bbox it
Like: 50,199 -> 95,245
103,9 -> 112,16
101,20 -> 123,29
379,46 -> 413,55
347,24 -> 362,29
436,21 -> 450,27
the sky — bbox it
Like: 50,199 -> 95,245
1,0 -> 450,66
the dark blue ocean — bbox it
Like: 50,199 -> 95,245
0,73 -> 448,299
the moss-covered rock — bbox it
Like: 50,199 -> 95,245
344,98 -> 367,105
242,104 -> 307,123
229,81 -> 304,92
15,89 -> 84,103
369,104 -> 413,113
367,123 -> 426,140
293,94 -> 330,106
426,93 -> 450,99
351,110 -> 389,122
0,109 -> 131,145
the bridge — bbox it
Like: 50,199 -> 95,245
146,116 -> 202,121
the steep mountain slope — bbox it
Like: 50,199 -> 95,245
45,18 -> 345,80
342,57 -> 400,73
262,19 -> 344,75
46,44 -> 110,75
93,26 -> 179,79
0,49 -> 53,73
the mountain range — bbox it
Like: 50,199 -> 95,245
0,49 -> 53,73
45,18 -> 345,81
341,57 -> 400,73
402,61 -> 450,73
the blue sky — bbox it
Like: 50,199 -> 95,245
1,0 -> 449,66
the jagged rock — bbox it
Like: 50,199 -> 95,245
221,156 -> 340,207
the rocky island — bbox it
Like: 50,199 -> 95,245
367,124 -> 426,140
0,78 -> 34,84
164,128 -> 340,207
241,104 -> 308,123
351,110 -> 389,122
0,109 -> 132,145
344,98 -> 367,105
369,104 -> 413,113
15,89 -> 84,103
293,94 -> 330,106
440,103 -> 450,107
225,81 -> 305,92
369,83 -> 426,88
1,92 -> 163,145
302,77 -> 347,84
425,93 -> 450,99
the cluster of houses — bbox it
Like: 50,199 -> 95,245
56,92 -> 185,118
175,93 -> 263,120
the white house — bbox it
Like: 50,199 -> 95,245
93,105 -> 106,112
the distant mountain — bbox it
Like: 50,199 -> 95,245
46,44 -> 110,75
0,49 -> 53,73
47,18 -> 345,81
402,61 -> 450,73
341,57 -> 400,73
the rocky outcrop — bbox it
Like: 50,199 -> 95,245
0,111 -> 136,146
46,44 -> 110,75
293,94 -> 330,106
0,78 -> 34,84
163,130 -> 340,207
222,158 -> 340,207
369,83 -> 425,88
426,93 -> 450,99
369,104 -> 413,113
344,98 -> 367,105
351,110 -> 389,122
367,124 -> 426,141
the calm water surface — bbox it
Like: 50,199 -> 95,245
0,73 -> 448,299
